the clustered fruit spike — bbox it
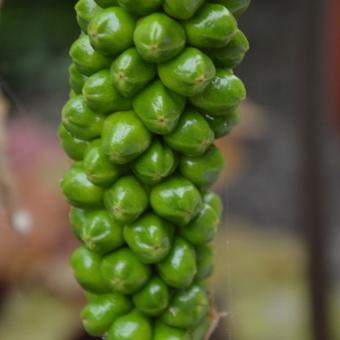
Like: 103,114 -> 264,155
59,0 -> 250,339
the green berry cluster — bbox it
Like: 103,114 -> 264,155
59,0 -> 250,339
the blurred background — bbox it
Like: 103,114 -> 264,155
0,0 -> 339,339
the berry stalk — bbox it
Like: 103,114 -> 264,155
59,1 -> 250,339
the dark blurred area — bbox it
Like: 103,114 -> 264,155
0,0 -> 339,340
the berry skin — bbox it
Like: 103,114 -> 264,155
83,139 -> 124,187
131,139 -> 177,186
158,47 -> 216,97
179,144 -> 225,189
70,35 -> 111,76
195,243 -> 214,280
185,4 -> 238,48
75,0 -> 102,33
101,111 -> 152,164
62,0 -> 250,338
111,48 -> 157,98
71,208 -> 124,255
179,202 -> 220,246
207,29 -> 250,69
107,310 -> 152,340
123,212 -> 174,264
61,163 -> 104,208
69,63 -> 88,94
88,7 -> 136,56
117,0 -> 163,17
81,292 -> 132,336
157,237 -> 197,289
70,246 -> 110,293
153,321 -> 191,340
208,0 -> 251,17
161,285 -> 209,329
190,68 -> 246,116
58,124 -> 89,161
205,108 -> 240,138
133,80 -> 186,135
104,176 -> 148,224
101,248 -> 151,294
150,176 -> 202,226
163,0 -> 205,20
62,95 -> 104,141
134,13 -> 186,63
132,276 -> 170,316
83,69 -> 132,114
95,0 -> 118,7
164,109 -> 214,157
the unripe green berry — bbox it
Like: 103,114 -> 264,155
134,13 -> 186,63
70,35 -> 111,76
88,7 -> 135,56
101,111 -> 152,164
101,248 -> 151,294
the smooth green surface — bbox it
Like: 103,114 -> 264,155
190,68 -> 246,116
161,285 -> 209,329
83,69 -> 131,114
88,7 -> 135,56
151,176 -> 202,226
95,0 -> 118,7
118,0 -> 163,16
203,190 -> 223,216
84,139 -> 124,187
180,203 -> 219,245
124,212 -> 173,264
195,244 -> 214,280
62,95 -> 104,141
81,293 -> 132,336
70,207 -> 86,240
70,35 -> 111,76
157,237 -> 197,289
185,4 -> 238,48
133,80 -> 186,134
69,63 -> 88,94
72,208 -> 124,254
208,0 -> 251,17
158,47 -> 216,97
131,139 -> 177,185
134,13 -> 186,63
164,109 -> 214,157
61,163 -> 104,208
205,108 -> 240,138
111,47 -> 156,98
101,248 -> 151,294
70,246 -> 110,293
179,144 -> 224,188
101,111 -> 152,164
153,321 -> 190,340
107,310 -> 152,340
58,124 -> 89,161
132,276 -> 169,316
207,29 -> 249,68
75,0 -> 102,33
189,317 -> 211,340
104,176 -> 148,224
163,0 -> 204,20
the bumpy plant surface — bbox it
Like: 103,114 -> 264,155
59,0 -> 250,339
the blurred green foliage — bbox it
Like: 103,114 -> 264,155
0,0 -> 79,92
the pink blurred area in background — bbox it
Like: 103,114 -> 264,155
0,117 -> 75,290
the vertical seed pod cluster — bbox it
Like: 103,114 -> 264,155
59,0 -> 250,339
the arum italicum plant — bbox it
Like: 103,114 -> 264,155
59,0 -> 251,339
